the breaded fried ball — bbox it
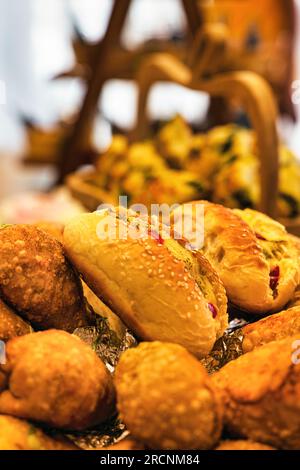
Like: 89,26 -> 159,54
0,330 -> 115,430
212,336 -> 300,449
215,440 -> 275,450
0,225 -> 89,331
0,415 -> 78,450
0,298 -> 31,342
115,342 -> 223,450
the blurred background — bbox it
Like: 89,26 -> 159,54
0,0 -> 300,227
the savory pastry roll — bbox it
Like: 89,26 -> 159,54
172,202 -> 298,314
0,330 -> 115,430
0,415 -> 78,450
215,440 -> 275,451
0,225 -> 90,331
63,208 -> 228,358
0,298 -> 31,342
115,342 -> 223,450
156,115 -> 192,169
33,221 -> 64,243
242,306 -> 300,353
212,336 -> 300,449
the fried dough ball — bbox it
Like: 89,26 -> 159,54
212,336 -> 300,449
215,440 -> 275,451
115,342 -> 223,450
0,330 -> 115,430
0,415 -> 78,450
0,225 -> 89,331
0,298 -> 31,342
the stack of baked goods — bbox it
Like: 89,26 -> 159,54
76,116 -> 300,219
1,202 -> 300,450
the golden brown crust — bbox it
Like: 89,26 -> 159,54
242,306 -> 300,353
0,225 -> 89,332
0,415 -> 78,450
0,298 -> 31,342
115,342 -> 223,450
212,336 -> 300,449
33,221 -> 64,243
215,440 -> 275,451
173,202 -> 298,314
63,210 -> 228,358
0,330 -> 115,430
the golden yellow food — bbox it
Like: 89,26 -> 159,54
115,342 -> 223,450
0,225 -> 89,331
0,415 -> 78,450
212,336 -> 300,449
173,202 -> 298,314
0,298 -> 31,342
63,209 -> 228,358
242,306 -> 300,353
215,440 -> 275,451
0,330 -> 115,430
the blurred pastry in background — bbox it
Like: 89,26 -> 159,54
0,415 -> 78,450
0,330 -> 115,430
0,225 -> 90,332
0,299 -> 31,343
156,115 -> 192,169
0,188 -> 85,225
115,342 -> 223,450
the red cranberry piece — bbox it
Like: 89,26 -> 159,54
269,266 -> 280,291
208,303 -> 218,318
255,232 -> 266,241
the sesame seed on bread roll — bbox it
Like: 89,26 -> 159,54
172,201 -> 299,314
63,208 -> 228,358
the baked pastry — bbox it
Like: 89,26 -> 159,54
115,342 -> 223,450
0,330 -> 115,430
215,440 -> 275,451
33,221 -> 64,243
102,439 -> 145,451
63,208 -> 228,358
0,298 -> 31,342
212,336 -> 300,449
0,225 -> 90,331
172,202 -> 298,313
0,415 -> 78,450
242,306 -> 300,353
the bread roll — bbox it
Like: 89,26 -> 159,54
212,336 -> 300,449
242,306 -> 300,353
172,202 -> 298,314
115,342 -> 223,450
63,208 -> 228,358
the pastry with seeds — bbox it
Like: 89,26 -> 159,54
172,202 -> 298,314
63,208 -> 228,358
0,225 -> 90,331
0,330 -> 115,430
115,342 -> 223,450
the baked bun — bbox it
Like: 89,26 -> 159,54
63,208 -> 228,358
172,201 -> 298,314
215,440 -> 275,451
